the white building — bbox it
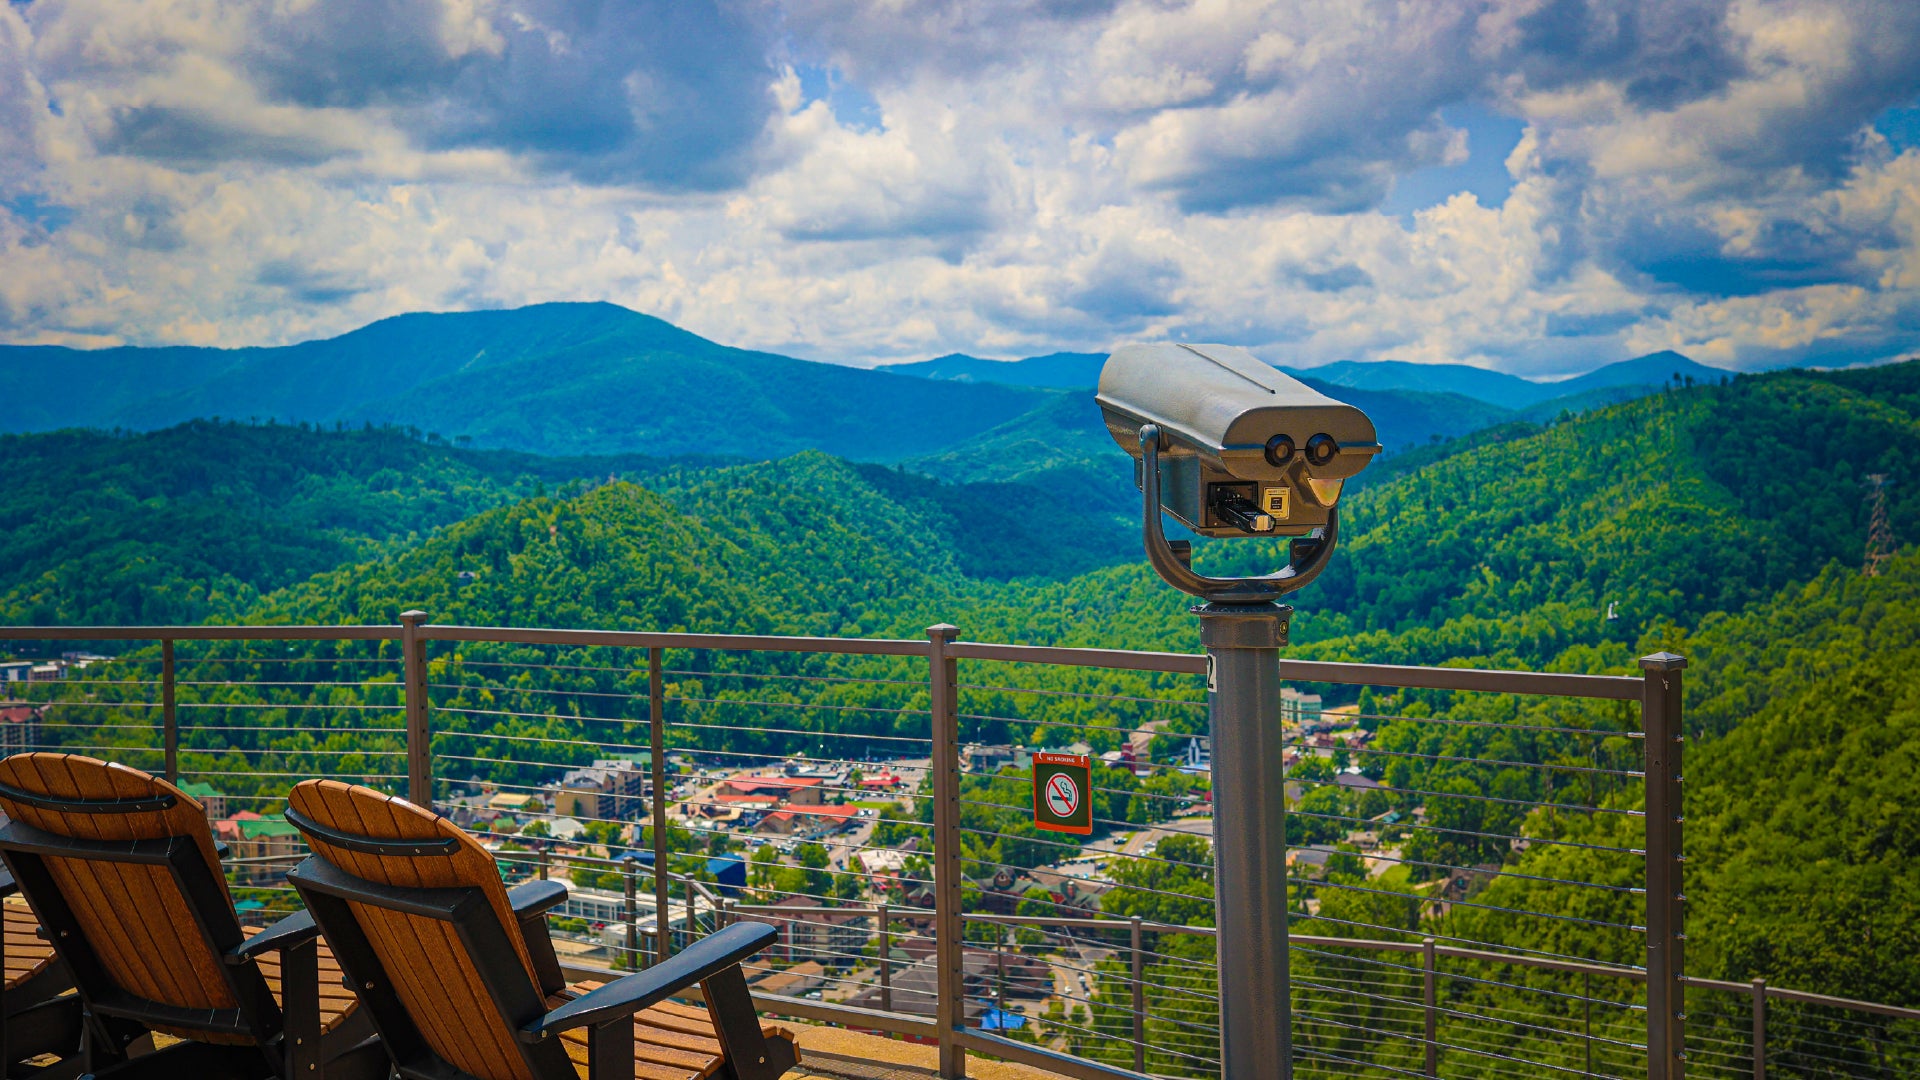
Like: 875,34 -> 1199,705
1283,688 -> 1325,727
551,758 -> 648,821
1182,736 -> 1210,773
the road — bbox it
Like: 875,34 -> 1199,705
1118,813 -> 1214,856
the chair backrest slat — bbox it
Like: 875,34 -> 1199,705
289,780 -> 554,1080
0,754 -> 239,1013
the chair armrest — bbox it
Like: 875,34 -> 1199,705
510,878 -> 570,997
0,865 -> 14,897
520,922 -> 776,1041
507,878 -> 568,919
215,840 -> 231,860
227,909 -> 318,965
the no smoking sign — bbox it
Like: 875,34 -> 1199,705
1031,752 -> 1093,835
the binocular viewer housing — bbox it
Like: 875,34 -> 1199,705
1096,343 -> 1380,539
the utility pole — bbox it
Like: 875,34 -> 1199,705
1864,475 -> 1896,577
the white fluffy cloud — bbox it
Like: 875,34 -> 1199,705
1,0 -> 1918,374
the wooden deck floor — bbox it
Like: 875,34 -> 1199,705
788,1028 -> 1072,1080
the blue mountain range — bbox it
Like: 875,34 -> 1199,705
2,302 -> 1733,467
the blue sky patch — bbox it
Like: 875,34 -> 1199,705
1380,105 -> 1526,217
1876,100 -> 1920,154
796,63 -> 882,131
5,195 -> 74,233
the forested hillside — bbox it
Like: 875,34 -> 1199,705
0,424 -> 1141,629
7,356 -> 1918,1061
1402,552 -> 1920,1053
13,359 -> 1914,667
147,363 -> 1909,665
948,366 -> 1919,674
0,422 -> 637,625
246,453 -> 1056,636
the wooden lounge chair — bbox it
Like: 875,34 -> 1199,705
0,754 -> 385,1079
1,866 -> 85,1077
283,779 -> 802,1080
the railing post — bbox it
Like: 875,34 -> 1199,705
400,610 -> 431,807
1751,978 -> 1766,1080
1131,915 -> 1146,1073
1641,652 -> 1688,1080
537,845 -> 549,881
161,639 -> 178,783
1585,969 -> 1594,1077
685,877 -> 697,949
879,902 -> 893,1013
927,624 -> 966,1080
623,858 -> 639,970
996,925 -> 1008,1009
649,647 -> 671,961
1423,937 -> 1438,1077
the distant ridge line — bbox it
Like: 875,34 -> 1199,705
876,345 -> 1731,411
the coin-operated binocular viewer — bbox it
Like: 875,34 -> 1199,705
1097,343 -> 1379,1080
1097,341 -> 1378,602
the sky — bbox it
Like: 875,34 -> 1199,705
2,0 -> 1919,376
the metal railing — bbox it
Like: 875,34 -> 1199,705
2,620 -> 1914,1080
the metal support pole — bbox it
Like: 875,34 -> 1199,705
1751,978 -> 1766,1080
1585,970 -> 1594,1077
685,877 -> 697,948
879,902 -> 893,1013
400,610 -> 431,807
537,846 -> 549,881
1200,601 -> 1293,1080
1423,937 -> 1438,1078
161,639 -> 177,783
623,859 -> 639,970
1131,915 -> 1146,1074
927,624 -> 967,1080
1641,652 -> 1688,1080
996,927 -> 1007,1008
649,647 -> 671,961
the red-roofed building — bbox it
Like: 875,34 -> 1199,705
859,773 -> 903,791
216,813 -> 300,884
692,794 -> 781,820
0,704 -> 40,755
213,810 -> 264,844
754,804 -> 859,837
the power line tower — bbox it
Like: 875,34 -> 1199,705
1864,474 -> 1896,576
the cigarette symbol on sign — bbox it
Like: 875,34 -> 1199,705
1044,773 -> 1080,818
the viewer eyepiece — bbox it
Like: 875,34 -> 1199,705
1264,434 -> 1295,467
1305,433 -> 1339,466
